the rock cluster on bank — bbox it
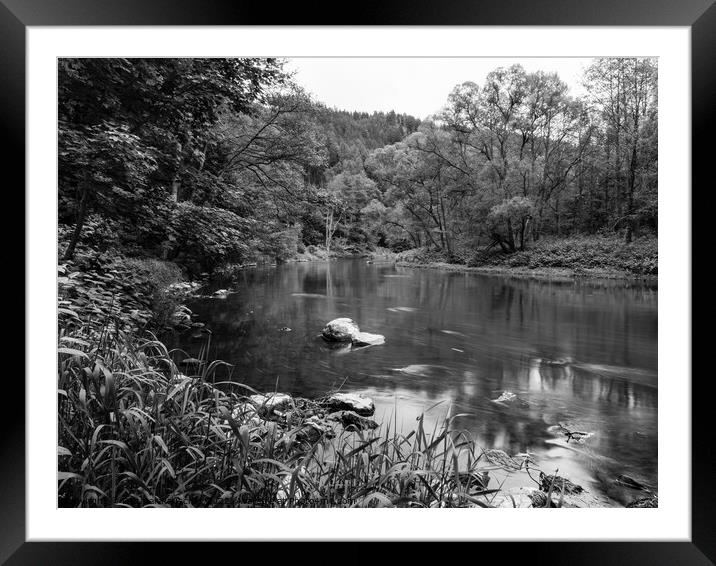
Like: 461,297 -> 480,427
226,390 -> 379,447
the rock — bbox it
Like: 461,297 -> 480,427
513,483 -> 612,508
321,318 -> 361,342
320,392 -> 375,416
249,393 -> 293,415
352,332 -> 385,347
615,474 -> 650,491
493,486 -> 608,508
212,288 -> 232,298
492,391 -> 517,403
296,416 -> 335,443
491,390 -> 530,408
553,491 -> 612,508
231,402 -> 263,427
528,490 -> 550,508
171,305 -> 192,325
626,495 -> 658,508
328,410 -> 379,430
321,318 -> 385,348
539,472 -> 583,495
490,487 -> 540,508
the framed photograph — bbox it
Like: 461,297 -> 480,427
9,0 -> 708,562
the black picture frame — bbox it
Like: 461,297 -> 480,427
7,0 -> 710,563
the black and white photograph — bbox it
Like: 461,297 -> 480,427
56,55 -> 660,510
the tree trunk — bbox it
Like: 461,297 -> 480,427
325,209 -> 332,256
506,218 -> 516,252
171,178 -> 181,202
63,187 -> 88,260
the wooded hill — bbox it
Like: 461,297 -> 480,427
59,58 -> 657,274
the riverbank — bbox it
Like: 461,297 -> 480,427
389,235 -> 657,282
393,261 -> 658,283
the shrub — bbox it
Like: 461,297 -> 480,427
58,252 -> 186,333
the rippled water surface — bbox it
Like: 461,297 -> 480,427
174,259 -> 658,505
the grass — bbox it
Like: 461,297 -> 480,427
58,318 -> 505,508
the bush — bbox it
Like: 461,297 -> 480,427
58,251 -> 186,333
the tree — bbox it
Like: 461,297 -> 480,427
487,196 -> 536,251
58,58 -> 287,259
584,58 -> 657,240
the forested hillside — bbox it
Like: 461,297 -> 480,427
59,57 -> 657,277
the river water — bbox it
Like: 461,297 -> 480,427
174,259 -> 658,506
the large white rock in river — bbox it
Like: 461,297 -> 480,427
321,392 -> 375,416
321,318 -> 361,342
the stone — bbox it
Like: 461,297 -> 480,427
539,472 -> 583,494
249,393 -> 293,414
626,495 -> 658,508
615,474 -> 650,491
491,390 -> 530,408
231,402 -> 263,427
491,391 -> 517,403
321,318 -> 361,342
296,416 -> 335,443
490,487 -> 541,508
328,410 -> 379,430
320,392 -> 375,416
351,331 -> 385,347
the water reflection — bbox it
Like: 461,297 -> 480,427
170,259 -> 657,505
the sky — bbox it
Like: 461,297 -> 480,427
285,58 -> 595,120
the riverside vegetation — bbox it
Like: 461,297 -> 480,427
57,57 -> 659,507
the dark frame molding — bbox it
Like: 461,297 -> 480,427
7,1 -> 710,563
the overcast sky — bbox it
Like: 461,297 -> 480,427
285,58 -> 595,119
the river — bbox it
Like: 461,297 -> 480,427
173,259 -> 658,506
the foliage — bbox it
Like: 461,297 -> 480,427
166,203 -> 254,272
58,235 -> 188,332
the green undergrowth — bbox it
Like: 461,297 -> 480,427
469,235 -> 657,275
58,229 -> 199,333
396,235 -> 657,276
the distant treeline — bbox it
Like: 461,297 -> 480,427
59,57 -> 656,273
